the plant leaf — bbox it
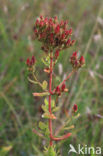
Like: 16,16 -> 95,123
52,106 -> 60,112
39,121 -> 46,130
42,113 -> 56,119
41,105 -> 49,113
42,80 -> 48,90
48,147 -> 56,156
51,100 -> 55,108
33,92 -> 49,97
44,98 -> 48,108
41,58 -> 49,67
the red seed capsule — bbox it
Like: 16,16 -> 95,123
72,51 -> 77,58
55,50 -> 59,59
26,58 -> 30,66
26,56 -> 36,67
66,38 -> 71,45
68,28 -> 72,35
55,25 -> 60,33
61,83 -> 66,92
73,104 -> 78,112
79,56 -> 85,65
55,86 -> 61,95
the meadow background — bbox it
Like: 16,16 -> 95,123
0,0 -> 103,155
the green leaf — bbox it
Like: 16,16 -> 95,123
44,98 -> 48,107
41,105 -> 49,113
42,80 -> 48,90
52,106 -> 60,112
44,128 -> 49,136
51,100 -> 55,108
39,121 -> 46,130
74,113 -> 80,119
41,58 -> 49,67
48,147 -> 56,156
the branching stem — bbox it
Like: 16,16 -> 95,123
49,51 -> 53,146
48,52 -> 73,146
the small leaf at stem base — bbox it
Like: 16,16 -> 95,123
42,113 -> 57,119
32,92 -> 49,97
42,80 -> 48,90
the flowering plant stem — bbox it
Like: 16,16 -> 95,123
49,51 -> 53,146
26,16 -> 85,154
48,51 -> 73,146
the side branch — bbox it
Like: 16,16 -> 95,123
52,69 -> 76,93
51,132 -> 72,141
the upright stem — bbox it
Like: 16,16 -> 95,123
49,51 -> 53,146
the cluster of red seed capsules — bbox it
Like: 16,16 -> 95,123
33,16 -> 75,53
26,56 -> 36,70
26,56 -> 36,66
54,83 -> 68,96
70,51 -> 85,69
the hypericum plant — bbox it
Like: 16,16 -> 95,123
26,16 -> 85,155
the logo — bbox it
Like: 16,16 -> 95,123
68,144 -> 101,155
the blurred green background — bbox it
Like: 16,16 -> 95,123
0,0 -> 103,155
